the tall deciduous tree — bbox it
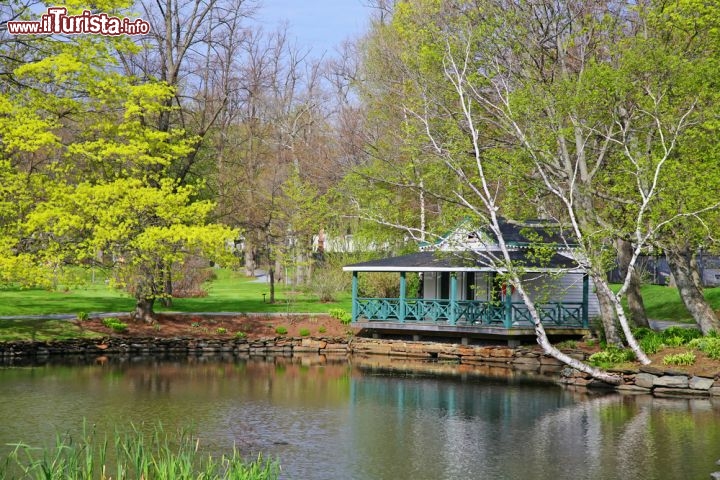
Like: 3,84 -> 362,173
642,0 -> 720,334
350,0 -> 720,374
616,238 -> 649,328
116,0 -> 257,304
0,1 -> 237,320
344,0 -> 619,380
211,27 -> 338,300
25,178 -> 236,321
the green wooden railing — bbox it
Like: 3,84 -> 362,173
354,298 -> 586,328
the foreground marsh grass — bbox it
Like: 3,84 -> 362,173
0,425 -> 279,480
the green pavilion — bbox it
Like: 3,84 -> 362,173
343,220 -> 598,345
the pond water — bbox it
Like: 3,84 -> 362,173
0,355 -> 719,480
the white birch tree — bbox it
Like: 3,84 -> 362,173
351,0 -> 720,375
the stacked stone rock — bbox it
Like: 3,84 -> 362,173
2,337 -> 719,398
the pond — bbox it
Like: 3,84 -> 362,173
0,355 -> 719,480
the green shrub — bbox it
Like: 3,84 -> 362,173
705,340 -> 720,360
357,272 -> 421,298
588,347 -> 635,368
318,326 -> 327,334
329,308 -> 352,325
76,312 -> 89,322
299,328 -> 311,337
234,331 -> 247,339
663,335 -> 685,347
661,326 -> 702,345
662,351 -> 696,366
688,337 -> 720,359
631,327 -> 655,340
309,266 -> 350,303
171,255 -> 216,298
632,327 -> 703,355
639,333 -> 664,355
216,327 -> 227,335
275,326 -> 288,335
102,317 -> 128,333
111,323 -> 127,333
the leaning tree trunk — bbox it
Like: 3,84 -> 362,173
667,246 -> 720,334
690,253 -> 704,290
616,239 -> 649,328
593,272 -> 623,345
593,274 -> 651,364
511,274 -> 622,385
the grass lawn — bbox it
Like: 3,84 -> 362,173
0,269 -> 352,341
0,319 -> 104,342
2,269 -> 718,341
0,284 -> 137,317
0,269 -> 352,317
160,269 -> 352,314
613,284 -> 720,323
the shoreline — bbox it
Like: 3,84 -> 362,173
1,336 -> 719,399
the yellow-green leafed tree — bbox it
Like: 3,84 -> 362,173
24,178 -> 237,321
0,1 -> 237,320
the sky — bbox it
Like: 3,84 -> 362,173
254,0 -> 373,57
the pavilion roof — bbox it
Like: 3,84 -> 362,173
343,250 -> 583,273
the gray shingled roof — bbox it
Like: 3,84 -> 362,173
417,218 -> 576,250
343,250 -> 582,272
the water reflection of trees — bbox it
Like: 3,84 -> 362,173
106,356 -> 353,402
516,394 -> 720,479
348,362 -> 720,480
348,366 -> 578,479
2,356 -> 720,479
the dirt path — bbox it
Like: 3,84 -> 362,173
79,313 -> 354,340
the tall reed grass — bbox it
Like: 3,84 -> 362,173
0,424 -> 279,480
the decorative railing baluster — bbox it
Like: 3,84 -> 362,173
355,298 -> 585,328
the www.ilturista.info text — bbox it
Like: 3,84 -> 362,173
6,7 -> 150,36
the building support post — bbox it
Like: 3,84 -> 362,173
399,271 -> 407,323
351,271 -> 359,322
504,284 -> 513,328
582,273 -> 589,328
449,273 -> 458,325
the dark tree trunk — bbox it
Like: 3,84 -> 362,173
616,238 -> 649,328
269,267 -> 276,304
275,257 -> 283,285
244,244 -> 255,277
667,247 -> 720,334
133,297 -> 156,324
593,273 -> 623,345
161,267 -> 173,308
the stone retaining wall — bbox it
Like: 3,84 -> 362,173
351,338 -> 720,398
0,336 -> 350,359
2,336 -> 719,398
